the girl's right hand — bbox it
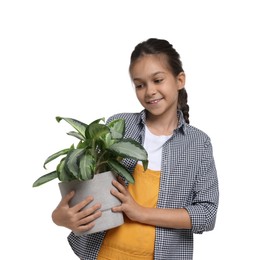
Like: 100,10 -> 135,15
51,190 -> 102,234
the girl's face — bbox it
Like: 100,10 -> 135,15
130,54 -> 185,118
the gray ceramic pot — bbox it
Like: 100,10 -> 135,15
59,171 -> 124,235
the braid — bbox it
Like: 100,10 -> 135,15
178,88 -> 190,124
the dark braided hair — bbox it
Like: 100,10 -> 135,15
129,38 -> 190,124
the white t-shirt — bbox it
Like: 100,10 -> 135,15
143,125 -> 172,171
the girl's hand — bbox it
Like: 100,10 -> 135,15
51,191 -> 102,233
111,178 -> 143,222
111,178 -> 192,229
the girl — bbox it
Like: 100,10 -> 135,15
52,38 -> 219,259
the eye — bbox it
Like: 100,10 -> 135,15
135,84 -> 143,89
154,78 -> 163,84
134,81 -> 144,89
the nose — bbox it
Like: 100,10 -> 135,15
146,83 -> 157,96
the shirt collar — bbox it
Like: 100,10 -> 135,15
138,109 -> 187,135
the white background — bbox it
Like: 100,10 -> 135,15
1,0 -> 260,259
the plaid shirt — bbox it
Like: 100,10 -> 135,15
68,110 -> 219,259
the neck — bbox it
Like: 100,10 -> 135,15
146,113 -> 178,136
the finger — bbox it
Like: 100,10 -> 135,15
110,187 -> 126,203
112,179 -> 126,193
75,221 -> 95,233
78,209 -> 102,227
77,202 -> 102,220
116,176 -> 126,186
58,190 -> 75,207
111,205 -> 122,213
72,195 -> 95,213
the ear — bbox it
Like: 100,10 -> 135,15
176,72 -> 186,90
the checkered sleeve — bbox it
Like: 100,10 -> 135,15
185,138 -> 219,234
67,231 -> 105,259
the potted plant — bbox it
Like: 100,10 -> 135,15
33,116 -> 148,235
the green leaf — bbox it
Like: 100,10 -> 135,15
67,131 -> 85,141
141,159 -> 148,172
88,123 -> 110,140
79,154 -> 94,180
89,117 -> 105,125
108,139 -> 148,161
43,147 -> 73,169
57,158 -> 74,182
32,171 -> 58,187
102,132 -> 114,147
56,117 -> 87,138
108,160 -> 135,184
65,148 -> 85,178
76,140 -> 91,149
108,119 -> 125,139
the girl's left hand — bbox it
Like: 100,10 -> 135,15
111,178 -> 143,222
111,177 -> 192,229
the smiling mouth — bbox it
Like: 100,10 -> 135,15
147,98 -> 163,104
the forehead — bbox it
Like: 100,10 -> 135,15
130,54 -> 170,78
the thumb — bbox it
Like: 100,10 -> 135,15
59,190 -> 75,206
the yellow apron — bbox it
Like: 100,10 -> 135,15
98,164 -> 160,260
